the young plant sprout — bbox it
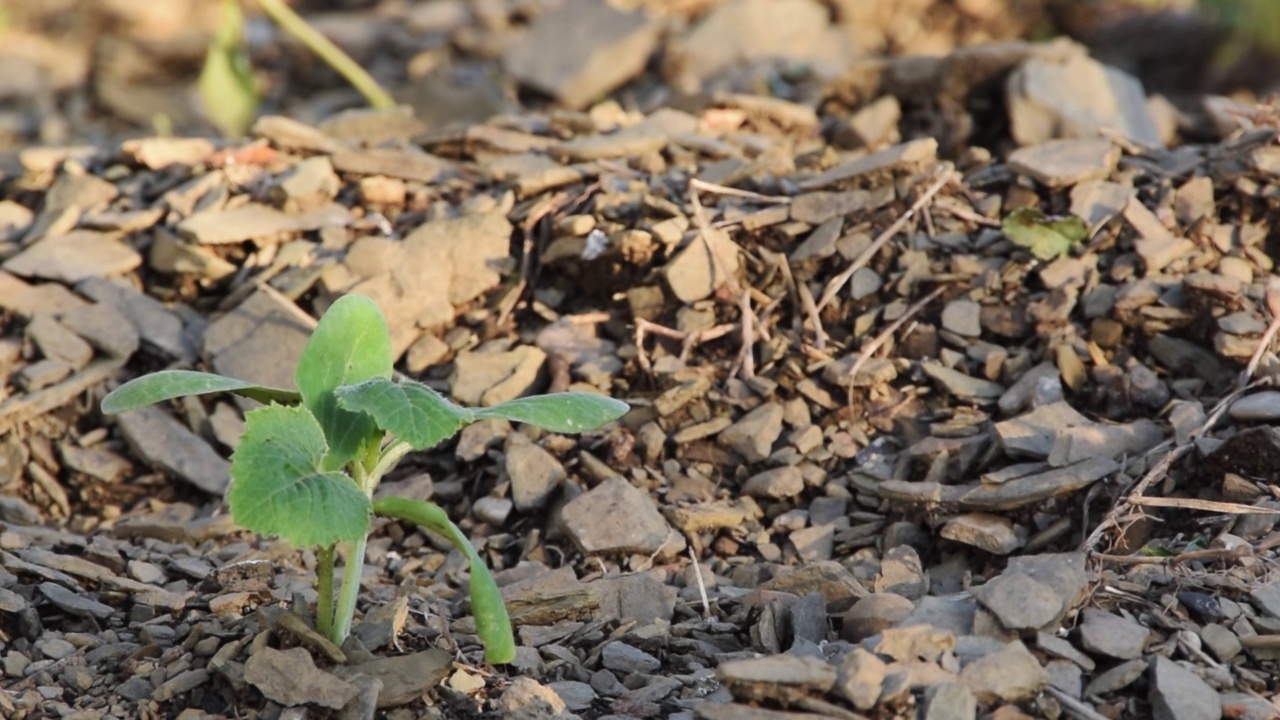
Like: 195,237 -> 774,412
101,294 -> 629,663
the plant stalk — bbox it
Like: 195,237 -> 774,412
330,535 -> 368,644
315,544 -> 335,638
253,0 -> 396,109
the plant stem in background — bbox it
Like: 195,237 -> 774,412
253,0 -> 396,109
316,544 -> 335,638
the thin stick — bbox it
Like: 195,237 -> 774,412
256,0 -> 395,109
816,166 -> 952,313
1045,685 -> 1114,720
688,543 -> 710,616
797,277 -> 827,350
1093,547 -> 1253,566
845,286 -> 945,385
739,290 -> 755,379
1241,277 -> 1280,388
689,178 -> 792,204
1128,496 -> 1280,515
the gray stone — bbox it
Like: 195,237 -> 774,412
719,402 -> 784,462
117,407 -> 230,495
1198,623 -> 1242,662
503,0 -> 661,110
958,640 -> 1047,703
506,439 -> 567,512
332,650 -> 453,709
246,647 -> 358,709
56,301 -> 141,359
1045,660 -> 1083,699
941,300 -> 983,338
940,513 -> 1025,554
202,287 -> 313,397
921,362 -> 1005,400
923,681 -> 977,720
972,572 -> 1062,631
450,346 -> 547,407
664,227 -> 741,304
39,582 -> 114,619
77,277 -> 195,362
1078,609 -> 1150,659
743,466 -> 803,499
842,593 -> 914,643
1230,392 -> 1280,423
834,647 -> 885,711
716,654 -> 836,700
560,477 -> 674,556
1007,139 -> 1121,188
1083,657 -> 1146,697
601,642 -> 660,675
1007,48 -> 1160,147
548,680 -> 596,711
26,314 -> 94,368
1149,656 -> 1221,720
473,496 -> 513,527
3,230 -> 142,283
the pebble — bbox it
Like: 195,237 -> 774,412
3,230 -> 142,283
1078,609 -> 1151,660
1007,138 -> 1120,188
923,681 -> 978,720
957,640 -> 1047,703
842,593 -> 914,642
718,402 -> 784,462
1082,657 -> 1146,697
939,513 -> 1025,554
742,466 -> 803,499
1229,392 -> 1280,422
116,407 -> 230,496
1149,656 -> 1222,720
941,299 -> 982,338
972,572 -> 1062,630
664,227 -> 741,303
834,647 -> 886,710
39,582 -> 114,619
450,346 -> 547,407
332,650 -> 453,709
601,642 -> 661,675
505,439 -> 567,512
560,477 -> 675,556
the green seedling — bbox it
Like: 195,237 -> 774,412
101,294 -> 629,663
1000,206 -> 1088,261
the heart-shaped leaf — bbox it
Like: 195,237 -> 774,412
296,294 -> 393,470
102,370 -> 300,415
334,377 -> 474,450
229,404 -> 370,548
372,496 -> 514,664
1002,207 -> 1088,261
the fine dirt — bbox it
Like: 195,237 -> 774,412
4,1 -> 1280,719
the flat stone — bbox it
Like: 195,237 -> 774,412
3,230 -> 142,283
921,362 -> 1005,400
0,270 -> 89,319
450,346 -> 547,407
39,582 -> 114,619
1070,180 -> 1132,229
941,300 -> 982,338
1007,49 -> 1160,147
177,202 -> 348,245
17,358 -> 71,391
338,652 -> 452,710
835,647 -> 885,711
331,148 -> 444,184
757,561 -> 867,608
244,647 -> 358,709
842,593 -> 914,642
923,681 -> 978,720
116,407 -> 231,495
560,477 -> 674,556
1036,631 -> 1095,672
972,572 -> 1062,630
269,156 -> 340,212
506,439 -> 567,512
1149,656 -> 1221,720
592,571 -> 677,622
56,301 -> 141,359
549,680 -> 595,711
1198,624 -> 1242,662
1083,657 -> 1146,697
718,402 -> 784,462
1046,419 -> 1163,467
667,0 -> 849,91
665,227 -> 741,304
1078,609 -> 1150,659
1230,392 -> 1280,422
26,314 -> 94,368
1007,139 -> 1120,188
202,287 -> 314,396
790,191 -> 870,225
716,655 -> 836,703
499,676 -> 571,719
601,642 -> 660,674
743,466 -> 803,499
878,457 -> 1119,511
958,640 -> 1047,703
122,137 -> 216,168
502,0 -> 661,110
60,443 -> 132,484
940,513 -> 1025,554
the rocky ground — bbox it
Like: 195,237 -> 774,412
4,1 -> 1280,719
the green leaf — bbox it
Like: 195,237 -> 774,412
1001,207 -> 1088,261
372,496 -> 514,664
296,295 -> 394,471
334,377 -> 474,450
475,393 -> 630,434
198,0 -> 260,138
102,370 -> 301,415
229,404 -> 370,548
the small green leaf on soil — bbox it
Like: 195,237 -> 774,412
1001,207 -> 1088,261
102,370 -> 301,415
295,294 -> 393,471
334,377 -> 474,450
229,404 -> 370,548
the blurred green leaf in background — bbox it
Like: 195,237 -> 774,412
198,0 -> 260,138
